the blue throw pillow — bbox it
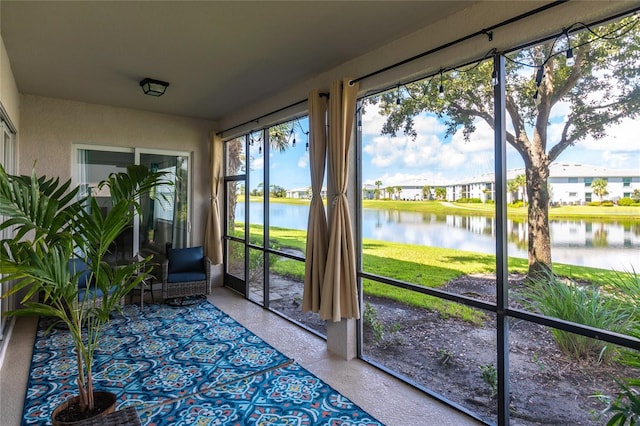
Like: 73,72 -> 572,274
69,258 -> 92,289
167,246 -> 204,274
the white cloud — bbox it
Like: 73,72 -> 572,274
547,121 -> 566,146
361,109 -> 386,136
450,119 -> 494,153
413,115 -> 447,134
297,153 -> 308,168
550,100 -> 571,120
580,118 -> 640,153
251,156 -> 264,170
362,113 -> 496,180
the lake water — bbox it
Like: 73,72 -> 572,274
237,202 -> 640,271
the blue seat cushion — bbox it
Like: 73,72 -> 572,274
167,272 -> 206,283
69,258 -> 92,289
167,246 -> 204,274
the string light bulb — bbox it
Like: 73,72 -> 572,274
491,68 -> 499,86
396,84 -> 402,105
535,65 -> 544,87
565,47 -> 575,67
564,30 -> 575,67
289,127 -> 296,147
438,72 -> 445,99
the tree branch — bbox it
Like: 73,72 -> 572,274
505,94 -> 530,157
448,101 -> 494,127
550,45 -> 587,107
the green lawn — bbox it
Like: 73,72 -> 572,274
263,226 -> 625,324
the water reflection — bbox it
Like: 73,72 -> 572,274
237,202 -> 639,271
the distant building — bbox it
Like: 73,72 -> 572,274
546,163 -> 639,205
362,163 -> 639,204
286,187 -> 310,199
285,186 -> 327,199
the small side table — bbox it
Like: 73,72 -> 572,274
129,277 -> 155,308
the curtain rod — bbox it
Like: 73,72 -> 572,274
218,0 -> 567,137
218,93 -> 330,137
217,99 -> 307,137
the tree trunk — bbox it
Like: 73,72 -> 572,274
525,162 -> 552,279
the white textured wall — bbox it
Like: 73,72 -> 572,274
19,94 -> 215,246
0,36 -> 20,130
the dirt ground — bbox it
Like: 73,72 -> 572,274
269,274 -> 638,426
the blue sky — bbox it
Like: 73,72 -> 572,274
252,101 -> 639,192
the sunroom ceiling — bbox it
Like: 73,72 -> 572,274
1,1 -> 476,122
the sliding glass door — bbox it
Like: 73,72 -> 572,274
75,146 -> 191,265
137,151 -> 190,257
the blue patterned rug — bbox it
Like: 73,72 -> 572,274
22,300 -> 384,425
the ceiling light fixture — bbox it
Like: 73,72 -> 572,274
139,78 -> 169,97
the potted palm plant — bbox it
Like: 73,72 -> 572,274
0,163 -> 169,424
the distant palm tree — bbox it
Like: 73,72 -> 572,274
422,185 -> 431,200
507,179 -> 520,203
269,123 -> 294,152
515,174 -> 527,204
375,180 -> 383,200
385,186 -> 395,200
591,178 -> 609,201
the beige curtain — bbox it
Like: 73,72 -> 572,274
302,90 -> 329,313
320,78 -> 360,322
204,132 -> 223,264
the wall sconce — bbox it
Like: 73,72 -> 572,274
139,78 -> 169,96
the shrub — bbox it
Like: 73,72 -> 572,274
602,201 -> 614,207
247,236 -> 281,280
617,197 -> 634,206
511,200 -> 524,208
597,267 -> 640,426
518,270 -> 634,362
363,302 -> 385,345
588,201 -> 602,206
479,364 -> 498,398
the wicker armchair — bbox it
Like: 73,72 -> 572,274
161,246 -> 211,301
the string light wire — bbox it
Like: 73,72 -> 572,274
382,13 -> 638,108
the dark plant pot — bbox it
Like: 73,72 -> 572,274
51,391 -> 117,426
